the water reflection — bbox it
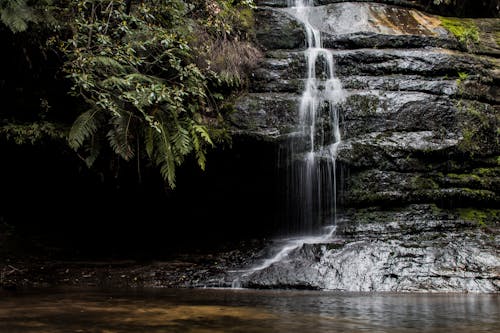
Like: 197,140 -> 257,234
0,288 -> 498,332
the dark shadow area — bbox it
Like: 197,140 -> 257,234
0,137 -> 282,260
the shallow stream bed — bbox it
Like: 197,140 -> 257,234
0,288 -> 498,332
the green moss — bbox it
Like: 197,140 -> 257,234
495,31 -> 500,47
440,17 -> 479,49
457,208 -> 500,227
437,166 -> 499,191
473,167 -> 499,177
457,101 -> 498,156
412,176 -> 439,190
461,188 -> 497,200
446,173 -> 481,182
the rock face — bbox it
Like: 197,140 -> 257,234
240,205 -> 499,292
230,1 -> 499,291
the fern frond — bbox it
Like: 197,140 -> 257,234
68,108 -> 102,150
193,124 -> 214,146
189,122 -> 205,170
84,136 -> 101,168
196,148 -> 206,170
0,2 -> 31,33
145,126 -> 154,158
100,76 -> 131,89
171,124 -> 192,155
107,112 -> 134,160
91,56 -> 126,73
156,120 -> 176,188
125,73 -> 156,84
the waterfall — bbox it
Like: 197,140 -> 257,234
285,0 -> 346,235
229,1 -> 346,283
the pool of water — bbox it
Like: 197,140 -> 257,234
0,288 -> 498,332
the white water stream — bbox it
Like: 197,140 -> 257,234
233,1 -> 346,282
287,0 -> 346,234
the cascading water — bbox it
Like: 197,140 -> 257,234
286,0 -> 346,235
230,1 -> 346,284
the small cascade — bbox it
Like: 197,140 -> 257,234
245,225 -> 337,273
228,226 -> 337,279
286,0 -> 346,234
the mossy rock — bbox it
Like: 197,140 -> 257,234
440,17 -> 479,50
457,208 -> 500,227
456,101 -> 499,156
439,17 -> 500,55
435,167 -> 500,191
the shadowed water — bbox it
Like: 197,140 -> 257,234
0,288 -> 498,332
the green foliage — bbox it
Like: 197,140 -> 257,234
457,71 -> 468,81
0,0 -> 56,33
189,0 -> 262,87
61,0 -> 222,187
0,121 -> 67,144
440,17 -> 479,49
1,0 -> 259,188
455,71 -> 468,94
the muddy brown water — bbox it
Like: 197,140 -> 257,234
0,288 -> 498,332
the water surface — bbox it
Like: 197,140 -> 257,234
0,288 -> 498,332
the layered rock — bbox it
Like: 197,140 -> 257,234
230,1 -> 499,291
241,205 -> 499,292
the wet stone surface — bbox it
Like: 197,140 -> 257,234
232,205 -> 500,292
228,1 -> 499,292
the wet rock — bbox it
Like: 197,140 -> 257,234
228,1 -> 500,292
321,32 -> 459,50
474,19 -> 500,56
331,49 -> 495,78
355,48 -> 486,76
336,131 -> 461,170
231,93 -> 300,140
255,0 -> 288,7
339,91 -> 460,138
239,205 -> 500,292
285,2 -> 449,37
342,169 -> 499,206
255,8 -> 305,50
257,0 -> 405,8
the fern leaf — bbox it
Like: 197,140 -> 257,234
101,76 -> 130,89
171,125 -> 192,155
107,113 -> 134,160
91,56 -> 126,73
156,122 -> 177,188
68,109 -> 101,150
196,149 -> 206,171
193,124 -> 214,147
189,121 -> 206,170
190,124 -> 200,151
84,136 -> 101,168
0,1 -> 32,33
145,126 -> 154,158
125,73 -> 155,84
